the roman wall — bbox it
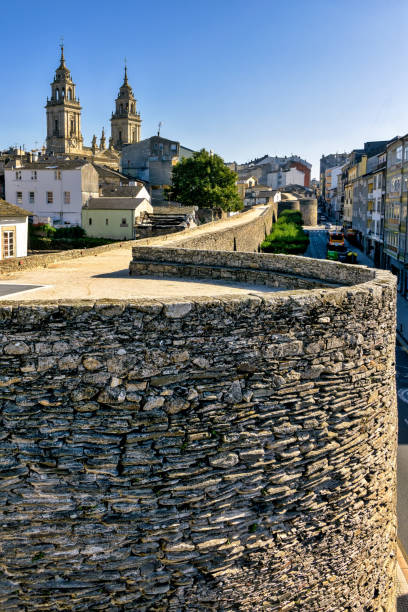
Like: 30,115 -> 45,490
0,205 -> 274,275
0,254 -> 397,611
277,199 -> 318,226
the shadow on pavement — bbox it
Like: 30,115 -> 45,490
397,594 -> 408,611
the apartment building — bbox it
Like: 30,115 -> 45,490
383,135 -> 408,293
5,160 -> 99,226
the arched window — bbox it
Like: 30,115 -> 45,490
119,131 -> 122,142
55,89 -> 59,100
61,88 -> 65,98
120,104 -> 123,113
132,103 -> 135,113
68,88 -> 72,100
126,102 -> 128,110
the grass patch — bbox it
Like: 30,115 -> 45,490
261,210 -> 309,255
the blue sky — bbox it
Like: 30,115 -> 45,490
1,0 -> 407,177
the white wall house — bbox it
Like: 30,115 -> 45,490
4,161 -> 99,227
0,199 -> 30,259
267,167 -> 305,189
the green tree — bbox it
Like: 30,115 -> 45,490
165,149 -> 243,212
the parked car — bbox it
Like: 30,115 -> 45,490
326,244 -> 358,264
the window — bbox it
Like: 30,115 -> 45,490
70,120 -> 74,134
405,145 -> 408,162
396,146 -> 403,162
2,229 -> 15,258
31,170 -> 37,180
391,176 -> 401,193
16,192 -> 22,204
89,218 -> 92,226
54,170 -> 61,180
64,191 -> 70,204
68,88 -> 72,101
122,218 -> 126,224
54,119 -> 59,135
29,192 -> 35,204
105,218 -> 109,225
15,171 -> 21,180
47,191 -> 53,204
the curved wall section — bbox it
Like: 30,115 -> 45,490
0,262 -> 397,610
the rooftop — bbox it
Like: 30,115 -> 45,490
0,199 -> 32,217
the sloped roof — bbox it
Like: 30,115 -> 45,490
0,199 -> 31,217
92,164 -> 129,181
87,197 -> 149,210
5,159 -> 91,170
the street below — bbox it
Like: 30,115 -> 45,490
305,227 -> 408,554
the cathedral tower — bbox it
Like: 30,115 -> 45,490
45,45 -> 83,154
110,65 -> 141,150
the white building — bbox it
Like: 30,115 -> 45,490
5,160 -> 99,227
0,199 -> 30,259
267,166 -> 305,189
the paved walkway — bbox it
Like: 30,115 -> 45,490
0,206 -> 279,302
0,246 -> 282,301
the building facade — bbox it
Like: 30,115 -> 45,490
319,152 -> 349,200
233,155 -> 312,189
5,161 -> 99,227
0,199 -> 30,259
121,136 -> 195,204
383,135 -> 408,293
82,186 -> 152,240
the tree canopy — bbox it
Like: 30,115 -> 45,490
165,149 -> 243,211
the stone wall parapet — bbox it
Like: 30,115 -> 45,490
0,262 -> 397,610
130,246 -> 376,289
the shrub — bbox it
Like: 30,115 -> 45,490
278,209 -> 304,226
29,223 -> 56,238
29,236 -> 53,249
261,209 -> 309,255
54,226 -> 86,239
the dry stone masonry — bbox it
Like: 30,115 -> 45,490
0,249 -> 397,610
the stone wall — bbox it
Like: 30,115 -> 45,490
130,246 -> 375,289
277,199 -> 318,226
0,259 -> 397,610
0,205 -> 274,276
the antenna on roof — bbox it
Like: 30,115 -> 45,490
157,121 -> 163,137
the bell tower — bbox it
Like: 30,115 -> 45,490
110,64 -> 141,150
45,45 -> 83,154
